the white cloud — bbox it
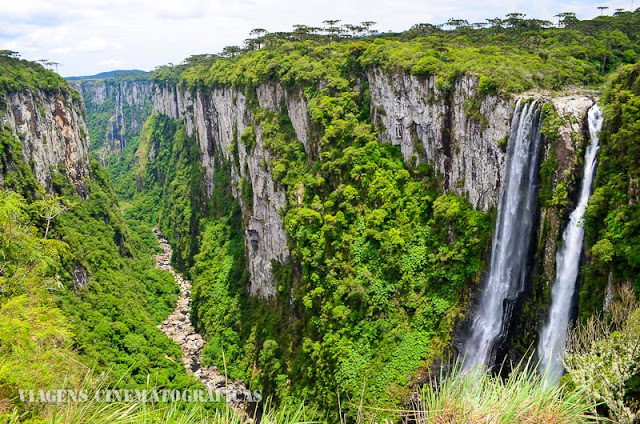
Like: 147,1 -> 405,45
0,0 -> 633,76
99,58 -> 124,68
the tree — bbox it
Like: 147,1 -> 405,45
598,6 -> 610,15
446,18 -> 469,30
0,50 -> 20,58
360,21 -> 377,36
555,12 -> 578,28
0,190 -> 68,294
505,12 -> 527,29
323,20 -> 344,40
33,193 -> 69,239
249,28 -> 267,37
486,17 -> 503,27
408,23 -> 439,37
223,45 -> 243,57
292,24 -> 312,41
342,23 -> 363,38
247,28 -> 268,49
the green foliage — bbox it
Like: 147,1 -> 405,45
74,76 -> 152,152
421,359 -> 596,423
0,55 -> 71,96
538,103 -> 562,207
0,137 -> 198,417
133,115 -> 208,271
0,126 -> 41,199
0,189 -> 79,412
240,125 -> 256,150
44,160 -> 194,389
168,44 -> 494,417
148,11 -> 640,104
582,60 -> 640,315
564,286 -> 640,423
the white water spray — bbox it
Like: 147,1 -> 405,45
463,100 -> 543,371
537,104 -> 603,384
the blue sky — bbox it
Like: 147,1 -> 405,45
0,0 -> 633,76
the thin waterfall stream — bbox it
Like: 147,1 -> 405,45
537,104 -> 603,384
463,100 -> 543,371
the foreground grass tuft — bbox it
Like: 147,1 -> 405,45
418,361 -> 597,424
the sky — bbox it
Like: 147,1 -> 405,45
0,0 -> 634,77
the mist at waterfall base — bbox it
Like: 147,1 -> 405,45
462,100 -> 543,372
537,105 -> 603,384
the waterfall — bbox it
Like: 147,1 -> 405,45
463,100 -> 543,371
537,104 -> 603,384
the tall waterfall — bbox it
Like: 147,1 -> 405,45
537,104 -> 603,384
463,100 -> 543,371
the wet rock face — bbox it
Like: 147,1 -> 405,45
540,96 -> 595,283
154,229 -> 248,402
1,89 -> 90,192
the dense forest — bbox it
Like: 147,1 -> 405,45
1,9 -> 640,424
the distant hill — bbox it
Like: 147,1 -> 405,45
66,69 -> 150,81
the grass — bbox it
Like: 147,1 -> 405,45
0,370 -> 317,424
1,361 -> 600,424
418,359 -> 598,424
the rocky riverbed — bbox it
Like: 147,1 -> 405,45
154,229 -> 250,405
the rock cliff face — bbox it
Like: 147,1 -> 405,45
151,70 -> 595,300
1,89 -> 90,191
368,69 -> 513,211
152,83 -> 307,297
538,96 -> 595,283
71,78 -> 152,152
367,70 -> 596,215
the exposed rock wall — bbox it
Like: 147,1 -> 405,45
1,89 -> 90,191
152,82 -> 311,298
538,96 -> 596,283
71,78 -> 152,152
367,69 -> 596,215
367,68 -> 513,211
152,70 -> 595,301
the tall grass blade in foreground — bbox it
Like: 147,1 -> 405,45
419,360 -> 598,424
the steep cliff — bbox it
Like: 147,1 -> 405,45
368,69 -> 512,211
152,83 -> 295,297
151,75 -> 597,303
131,23 -> 637,414
1,81 -> 89,193
71,74 -> 152,153
144,68 -> 599,415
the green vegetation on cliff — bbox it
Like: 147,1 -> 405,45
0,51 -> 73,96
583,60 -> 640,314
154,11 -> 640,95
4,9 -> 640,422
138,11 -> 640,420
0,59 -> 198,420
